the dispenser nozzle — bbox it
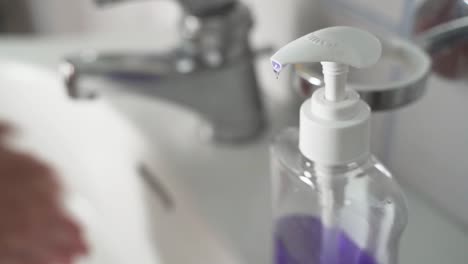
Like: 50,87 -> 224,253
270,27 -> 382,164
270,26 -> 381,102
321,62 -> 348,102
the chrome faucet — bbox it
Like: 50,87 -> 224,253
61,0 -> 264,143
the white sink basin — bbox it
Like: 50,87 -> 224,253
109,92 -> 274,263
0,61 -> 243,264
0,36 -> 467,264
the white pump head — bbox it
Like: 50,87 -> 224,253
271,27 -> 382,165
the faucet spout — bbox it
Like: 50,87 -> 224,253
61,50 -> 264,142
416,17 -> 468,53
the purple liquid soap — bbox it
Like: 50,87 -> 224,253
275,215 -> 378,264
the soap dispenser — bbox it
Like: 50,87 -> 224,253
270,27 -> 408,264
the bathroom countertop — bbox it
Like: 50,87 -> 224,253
0,33 -> 467,264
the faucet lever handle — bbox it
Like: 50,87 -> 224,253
94,0 -> 237,16
94,0 -> 143,7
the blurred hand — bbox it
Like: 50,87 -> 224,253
414,0 -> 468,79
0,124 -> 88,264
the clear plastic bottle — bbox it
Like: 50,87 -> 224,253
271,128 -> 408,264
270,26 -> 408,264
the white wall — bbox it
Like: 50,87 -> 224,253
26,0 -> 180,34
25,0 -> 324,43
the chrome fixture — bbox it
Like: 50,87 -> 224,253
291,36 -> 431,111
61,0 -> 264,143
292,0 -> 468,111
